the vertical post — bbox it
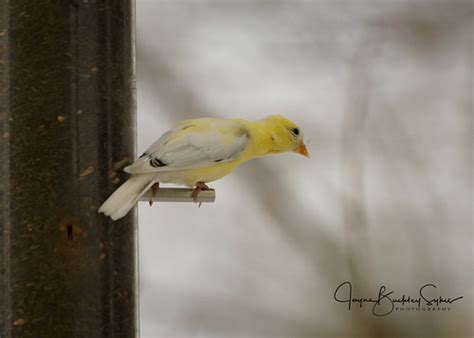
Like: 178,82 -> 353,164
0,1 -> 136,337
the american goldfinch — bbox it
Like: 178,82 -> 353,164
99,115 -> 309,220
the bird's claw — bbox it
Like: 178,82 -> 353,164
149,182 -> 160,206
191,182 -> 209,206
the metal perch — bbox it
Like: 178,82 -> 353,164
140,188 -> 216,203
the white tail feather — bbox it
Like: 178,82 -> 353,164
99,173 -> 157,220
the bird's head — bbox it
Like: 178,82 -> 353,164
261,115 -> 310,158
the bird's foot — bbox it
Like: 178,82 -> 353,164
149,182 -> 160,206
191,182 -> 209,207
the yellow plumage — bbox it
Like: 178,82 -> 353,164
99,115 -> 309,220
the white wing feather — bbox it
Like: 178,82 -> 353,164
125,122 -> 249,174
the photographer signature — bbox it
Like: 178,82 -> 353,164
333,281 -> 463,317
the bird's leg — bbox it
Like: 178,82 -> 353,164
149,182 -> 160,206
191,182 -> 209,207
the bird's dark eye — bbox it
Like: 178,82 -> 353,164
290,128 -> 299,136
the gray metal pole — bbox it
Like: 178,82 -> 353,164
0,1 -> 136,337
141,188 -> 216,203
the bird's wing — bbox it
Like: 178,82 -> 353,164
125,119 -> 249,174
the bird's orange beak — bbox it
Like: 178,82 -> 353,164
294,142 -> 310,158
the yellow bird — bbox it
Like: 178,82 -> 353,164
99,115 -> 309,220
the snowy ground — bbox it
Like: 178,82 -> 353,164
136,1 -> 473,337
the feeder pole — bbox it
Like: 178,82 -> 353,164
0,1 -> 137,337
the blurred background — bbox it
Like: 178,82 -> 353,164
136,1 -> 472,337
